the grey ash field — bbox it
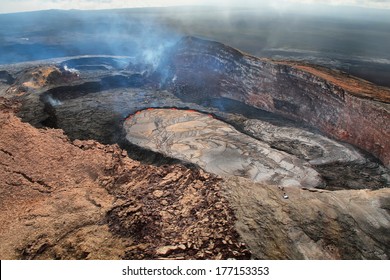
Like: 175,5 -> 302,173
0,7 -> 389,259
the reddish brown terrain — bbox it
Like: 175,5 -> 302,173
278,62 -> 390,103
0,99 -> 248,260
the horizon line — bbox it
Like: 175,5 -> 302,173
1,3 -> 390,16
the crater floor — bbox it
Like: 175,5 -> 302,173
0,49 -> 389,259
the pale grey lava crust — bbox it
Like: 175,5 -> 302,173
125,108 -> 323,188
124,108 -> 390,190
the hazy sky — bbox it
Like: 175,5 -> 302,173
0,0 -> 390,14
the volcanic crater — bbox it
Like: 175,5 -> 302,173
1,36 -> 389,259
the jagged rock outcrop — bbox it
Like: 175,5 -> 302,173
161,36 -> 390,167
5,65 -> 78,97
0,101 -> 248,260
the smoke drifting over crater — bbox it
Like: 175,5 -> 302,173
1,4 -> 390,87
0,9 -> 180,67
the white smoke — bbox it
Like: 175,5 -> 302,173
141,44 -> 169,71
63,64 -> 80,75
46,95 -> 62,106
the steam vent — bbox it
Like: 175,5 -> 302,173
1,36 -> 389,260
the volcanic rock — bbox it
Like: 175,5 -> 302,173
5,65 -> 78,97
1,53 -> 387,191
161,36 -> 390,167
225,176 -> 390,259
241,118 -> 389,189
0,103 -> 248,260
124,108 -> 323,188
156,244 -> 186,256
0,36 -> 389,260
1,104 -> 389,259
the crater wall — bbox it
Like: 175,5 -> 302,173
162,37 -> 390,167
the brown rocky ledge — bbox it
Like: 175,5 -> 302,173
0,99 -> 248,260
5,66 -> 78,97
276,61 -> 390,103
